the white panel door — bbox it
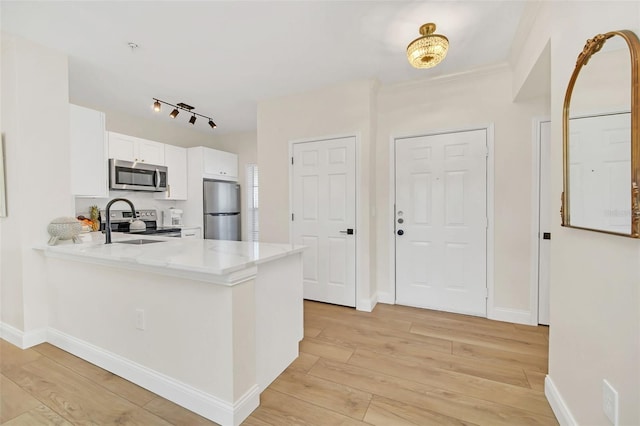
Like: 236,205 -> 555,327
395,130 -> 487,316
292,137 -> 356,307
569,112 -> 631,233
538,121 -> 551,325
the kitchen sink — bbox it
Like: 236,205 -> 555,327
115,239 -> 164,245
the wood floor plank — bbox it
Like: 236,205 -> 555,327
347,348 -> 555,418
143,397 -> 217,425
287,352 -> 320,374
371,304 -> 549,345
363,395 -> 477,426
304,302 -> 413,333
249,388 -> 369,425
299,337 -> 354,363
0,374 -> 42,423
411,322 -> 549,357
1,405 -> 72,426
452,341 -> 548,373
271,370 -> 372,419
315,326 -> 528,387
304,326 -> 323,338
3,357 -> 173,425
314,323 -> 452,354
32,343 -> 157,407
309,358 -> 557,426
525,370 -> 547,392
0,340 -> 41,373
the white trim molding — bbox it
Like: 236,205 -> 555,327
488,307 -> 533,326
377,291 -> 395,305
357,292 -> 378,312
47,328 -> 259,426
545,375 -> 578,426
0,322 -> 47,349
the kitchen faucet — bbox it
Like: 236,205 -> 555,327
104,198 -> 138,244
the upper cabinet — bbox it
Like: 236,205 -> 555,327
70,104 -> 108,197
203,148 -> 238,181
108,132 -> 165,165
154,144 -> 188,201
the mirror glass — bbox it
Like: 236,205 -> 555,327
566,35 -> 632,234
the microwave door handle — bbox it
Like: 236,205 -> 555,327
154,169 -> 160,189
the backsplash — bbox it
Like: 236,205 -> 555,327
75,191 -> 179,218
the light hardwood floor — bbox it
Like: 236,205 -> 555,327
1,301 -> 557,425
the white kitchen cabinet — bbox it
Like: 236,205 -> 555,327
108,132 -> 165,165
154,145 -> 187,200
203,148 -> 238,181
180,227 -> 202,238
70,104 -> 108,197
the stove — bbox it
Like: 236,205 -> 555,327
101,209 -> 182,237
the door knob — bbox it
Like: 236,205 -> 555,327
339,228 -> 355,235
397,229 -> 404,236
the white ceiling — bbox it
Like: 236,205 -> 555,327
1,1 -> 528,135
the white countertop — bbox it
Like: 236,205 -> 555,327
38,233 -> 305,285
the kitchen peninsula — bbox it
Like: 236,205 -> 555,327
38,236 -> 304,426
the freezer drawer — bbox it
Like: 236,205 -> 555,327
204,214 -> 241,241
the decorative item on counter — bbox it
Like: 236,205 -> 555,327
47,217 -> 82,245
89,205 -> 100,231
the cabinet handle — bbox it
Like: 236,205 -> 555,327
167,184 -> 171,198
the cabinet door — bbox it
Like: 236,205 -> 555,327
155,145 -> 187,200
137,139 -> 165,165
70,105 -> 108,197
203,148 -> 238,180
108,132 -> 137,162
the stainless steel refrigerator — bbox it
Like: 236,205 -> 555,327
203,179 -> 241,240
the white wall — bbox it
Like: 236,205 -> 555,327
214,131 -> 257,241
546,2 -> 640,425
0,33 -> 72,336
257,79 -> 377,308
375,66 -> 549,320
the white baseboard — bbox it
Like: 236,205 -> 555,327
545,375 -> 578,426
377,291 -> 394,304
357,292 -> 378,312
0,323 -> 47,349
47,328 -> 259,426
488,307 -> 534,325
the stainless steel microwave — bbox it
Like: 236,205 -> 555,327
109,159 -> 168,192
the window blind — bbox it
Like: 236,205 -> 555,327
246,164 -> 259,242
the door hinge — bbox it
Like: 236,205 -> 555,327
484,146 -> 489,158
485,288 -> 489,299
291,213 -> 294,221
291,157 -> 294,165
485,217 -> 489,228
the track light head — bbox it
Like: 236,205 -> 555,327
152,98 -> 215,129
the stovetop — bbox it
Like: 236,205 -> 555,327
100,209 -> 181,235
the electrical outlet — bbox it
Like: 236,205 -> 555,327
603,379 -> 618,425
135,309 -> 146,330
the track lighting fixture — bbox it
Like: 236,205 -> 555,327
151,98 -> 217,130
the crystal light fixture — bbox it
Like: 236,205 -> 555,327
407,23 -> 449,69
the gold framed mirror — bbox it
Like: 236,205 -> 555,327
562,30 -> 640,237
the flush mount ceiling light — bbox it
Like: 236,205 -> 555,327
151,98 -> 217,130
407,23 -> 449,69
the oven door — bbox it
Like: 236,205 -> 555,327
109,159 -> 167,192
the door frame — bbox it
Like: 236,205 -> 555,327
530,117 -> 551,325
288,133 -> 362,309
388,124 -> 495,318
